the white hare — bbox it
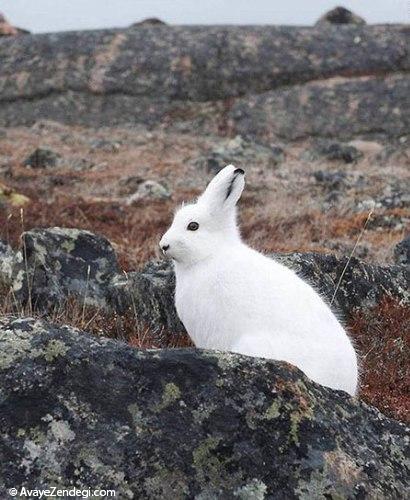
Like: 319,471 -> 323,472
160,165 -> 358,395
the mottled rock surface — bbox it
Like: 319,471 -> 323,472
111,260 -> 184,334
394,236 -> 410,267
12,227 -> 121,310
0,317 -> 408,498
125,253 -> 409,334
0,25 -> 408,140
0,240 -> 15,288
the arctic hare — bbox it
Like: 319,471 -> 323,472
160,165 -> 358,395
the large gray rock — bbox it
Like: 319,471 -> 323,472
0,317 -> 407,498
12,227 -> 121,310
123,253 -> 409,334
0,25 -> 408,140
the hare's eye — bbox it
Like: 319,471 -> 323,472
187,221 -> 199,231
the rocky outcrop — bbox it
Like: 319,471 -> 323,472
12,228 -> 121,310
0,317 -> 408,498
0,24 -> 408,140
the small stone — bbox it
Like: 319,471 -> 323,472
313,170 -> 347,190
126,180 -> 171,204
303,141 -> 363,163
394,237 -> 410,267
24,148 -> 62,169
118,176 -> 144,195
316,7 -> 366,26
70,158 -> 95,171
132,18 -> 166,27
90,138 -> 121,153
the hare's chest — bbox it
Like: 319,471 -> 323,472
175,268 -> 233,349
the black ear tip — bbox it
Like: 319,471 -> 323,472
234,168 -> 245,175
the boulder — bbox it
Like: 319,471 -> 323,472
316,7 -> 366,26
123,253 -> 409,333
24,148 -> 62,169
12,228 -> 121,310
0,317 -> 407,498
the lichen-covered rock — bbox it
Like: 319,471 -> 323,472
124,253 -> 409,333
0,317 -> 407,498
111,260 -> 184,334
12,227 -> 121,310
316,7 -> 366,26
0,319 -> 408,500
272,253 -> 409,316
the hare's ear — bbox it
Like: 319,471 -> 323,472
198,165 -> 245,212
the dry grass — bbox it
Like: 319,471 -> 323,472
0,287 -> 192,349
349,298 -> 410,422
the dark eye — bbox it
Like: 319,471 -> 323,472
187,221 -> 199,231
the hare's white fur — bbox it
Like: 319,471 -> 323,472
160,165 -> 358,395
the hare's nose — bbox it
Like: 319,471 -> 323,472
161,244 -> 170,252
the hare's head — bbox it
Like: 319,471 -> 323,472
160,165 -> 245,266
